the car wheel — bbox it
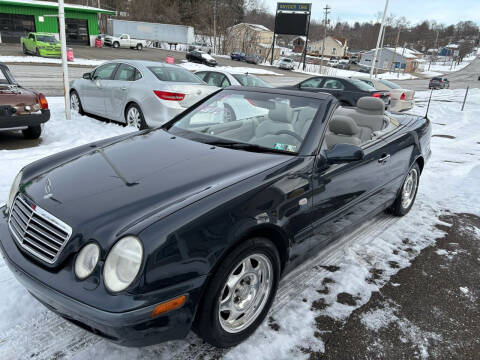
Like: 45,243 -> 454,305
195,237 -> 280,348
70,90 -> 85,115
35,47 -> 40,57
22,44 -> 27,54
113,42 -> 119,48
390,162 -> 420,216
136,43 -> 143,50
22,125 -> 42,139
125,103 -> 147,130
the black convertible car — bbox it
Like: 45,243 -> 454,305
0,87 -> 431,348
283,75 -> 391,108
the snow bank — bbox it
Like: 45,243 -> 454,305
0,55 -> 105,66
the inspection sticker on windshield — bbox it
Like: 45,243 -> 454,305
274,143 -> 296,152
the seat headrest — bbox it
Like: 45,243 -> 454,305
357,97 -> 384,115
268,102 -> 292,124
329,115 -> 359,136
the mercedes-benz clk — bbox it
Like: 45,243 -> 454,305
0,87 -> 430,348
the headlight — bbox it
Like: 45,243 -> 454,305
7,171 -> 22,211
75,243 -> 100,280
103,236 -> 143,292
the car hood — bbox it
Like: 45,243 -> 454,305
22,129 -> 291,237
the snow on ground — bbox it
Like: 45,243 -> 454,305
419,59 -> 472,76
179,60 -> 283,75
0,88 -> 480,359
0,55 -> 105,66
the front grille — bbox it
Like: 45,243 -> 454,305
8,195 -> 72,264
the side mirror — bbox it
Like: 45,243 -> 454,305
325,143 -> 364,164
83,72 -> 92,80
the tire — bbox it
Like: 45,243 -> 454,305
125,103 -> 147,130
113,41 -> 120,48
22,44 -> 27,54
136,43 -> 143,50
22,125 -> 42,139
35,47 -> 40,57
390,162 -> 420,216
194,237 -> 281,348
70,90 -> 84,115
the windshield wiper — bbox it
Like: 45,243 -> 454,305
206,140 -> 288,154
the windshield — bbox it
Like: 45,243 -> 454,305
281,58 -> 292,63
349,78 -> 376,91
36,35 -> 58,44
232,74 -> 272,88
165,90 -> 323,154
379,79 -> 401,89
0,66 -> 16,85
149,66 -> 204,83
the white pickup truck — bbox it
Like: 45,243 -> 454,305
104,34 -> 147,50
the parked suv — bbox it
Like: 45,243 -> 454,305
429,77 -> 449,89
278,57 -> 294,70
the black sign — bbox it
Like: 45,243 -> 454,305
275,13 -> 309,36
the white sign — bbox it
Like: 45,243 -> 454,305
38,16 -> 44,22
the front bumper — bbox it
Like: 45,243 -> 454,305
0,109 -> 50,130
0,207 -> 204,347
38,49 -> 61,57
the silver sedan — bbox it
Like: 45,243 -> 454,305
70,60 -> 217,129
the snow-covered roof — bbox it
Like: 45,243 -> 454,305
230,23 -> 272,32
370,47 -> 421,59
0,0 -> 115,14
446,44 -> 459,49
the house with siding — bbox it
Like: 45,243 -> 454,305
359,47 -> 422,73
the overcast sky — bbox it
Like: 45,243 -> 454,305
262,0 -> 480,25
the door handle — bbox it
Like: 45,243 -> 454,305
378,154 -> 390,163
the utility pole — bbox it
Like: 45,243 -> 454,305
374,26 -> 386,77
370,0 -> 389,79
398,42 -> 406,78
319,4 -> 330,74
428,29 -> 439,71
389,26 -> 401,72
58,0 -> 71,120
213,0 -> 217,54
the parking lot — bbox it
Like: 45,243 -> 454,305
1,39 -> 480,359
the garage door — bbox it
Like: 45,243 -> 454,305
65,18 -> 89,45
0,13 -> 35,43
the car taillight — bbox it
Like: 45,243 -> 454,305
371,93 -> 382,98
38,93 -> 48,109
153,90 -> 185,101
400,92 -> 406,100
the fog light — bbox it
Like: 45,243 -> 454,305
75,243 -> 100,280
151,295 -> 187,318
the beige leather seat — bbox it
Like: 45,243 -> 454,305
325,115 -> 362,148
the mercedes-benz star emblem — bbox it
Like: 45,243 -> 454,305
44,178 -> 53,199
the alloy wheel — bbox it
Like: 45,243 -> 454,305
218,253 -> 273,333
127,107 -> 142,129
70,93 -> 80,113
401,168 -> 418,209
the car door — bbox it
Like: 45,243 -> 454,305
119,34 -> 129,47
298,77 -> 324,92
104,63 -> 137,121
28,33 -> 36,52
83,62 -> 118,116
310,119 -> 393,248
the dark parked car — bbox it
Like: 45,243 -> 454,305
429,77 -> 449,89
0,62 -> 50,139
230,52 -> 246,61
186,50 -> 217,66
245,54 -> 261,64
0,87 -> 431,348
283,76 -> 391,108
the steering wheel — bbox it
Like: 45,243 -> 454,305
273,130 -> 304,143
